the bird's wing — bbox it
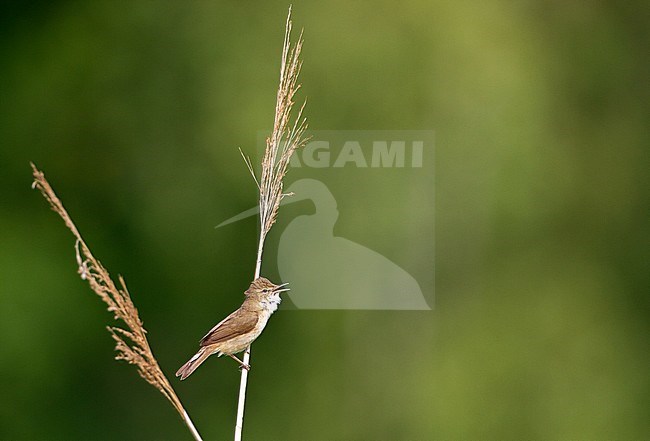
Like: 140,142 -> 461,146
199,308 -> 258,347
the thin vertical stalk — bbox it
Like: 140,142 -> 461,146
233,231 -> 264,440
233,6 -> 308,440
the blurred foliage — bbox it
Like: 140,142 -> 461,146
1,1 -> 648,440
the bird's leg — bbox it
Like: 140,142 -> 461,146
228,354 -> 250,370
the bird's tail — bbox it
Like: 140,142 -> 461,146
176,348 -> 211,380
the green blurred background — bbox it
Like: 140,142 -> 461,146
1,1 -> 648,440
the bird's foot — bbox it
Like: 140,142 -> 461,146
239,363 -> 251,371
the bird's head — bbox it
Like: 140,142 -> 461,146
245,277 -> 290,311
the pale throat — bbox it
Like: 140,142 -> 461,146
262,293 -> 282,313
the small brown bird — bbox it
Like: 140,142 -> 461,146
176,277 -> 289,380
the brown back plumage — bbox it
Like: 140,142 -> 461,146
199,308 -> 258,347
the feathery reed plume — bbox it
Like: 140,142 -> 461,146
30,163 -> 203,441
234,6 -> 309,441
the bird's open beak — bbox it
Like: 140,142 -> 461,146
274,282 -> 291,293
